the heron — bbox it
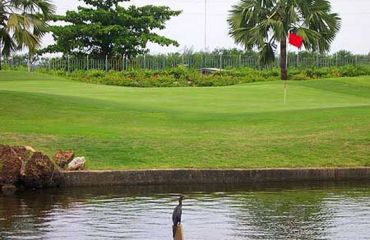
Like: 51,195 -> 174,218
172,195 -> 184,238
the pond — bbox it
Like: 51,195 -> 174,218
1,181 -> 369,239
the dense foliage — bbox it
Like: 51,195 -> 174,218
38,65 -> 370,88
43,0 -> 181,58
228,0 -> 341,80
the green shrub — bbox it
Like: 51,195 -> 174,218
337,65 -> 369,77
35,64 -> 370,88
1,64 -> 11,70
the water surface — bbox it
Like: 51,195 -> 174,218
1,181 -> 369,239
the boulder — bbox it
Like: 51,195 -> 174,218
0,145 -> 31,185
0,145 -> 63,189
21,152 -> 63,188
53,150 -> 74,169
67,157 -> 86,171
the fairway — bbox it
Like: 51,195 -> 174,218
0,71 -> 369,169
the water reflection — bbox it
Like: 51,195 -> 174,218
1,181 -> 369,239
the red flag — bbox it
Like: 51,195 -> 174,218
289,33 -> 303,48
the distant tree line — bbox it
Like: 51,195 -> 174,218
0,0 -> 359,77
3,49 -> 370,72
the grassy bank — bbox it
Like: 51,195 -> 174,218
0,71 -> 369,169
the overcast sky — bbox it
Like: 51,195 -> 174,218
47,0 -> 370,54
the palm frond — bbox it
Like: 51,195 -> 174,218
259,41 -> 276,64
0,0 -> 55,57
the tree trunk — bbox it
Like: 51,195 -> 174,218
28,52 -> 32,72
0,41 -> 2,71
280,38 -> 288,80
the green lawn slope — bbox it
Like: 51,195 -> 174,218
0,71 -> 369,169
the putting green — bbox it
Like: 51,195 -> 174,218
0,71 -> 369,169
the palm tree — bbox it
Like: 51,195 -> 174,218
228,0 -> 341,80
0,0 -> 55,71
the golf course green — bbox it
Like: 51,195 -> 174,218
0,71 -> 369,169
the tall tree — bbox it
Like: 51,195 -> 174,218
0,0 -> 55,70
228,0 -> 341,80
44,0 -> 181,59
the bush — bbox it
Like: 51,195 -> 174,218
36,64 -> 370,88
0,64 -> 11,70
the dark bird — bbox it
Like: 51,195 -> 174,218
172,195 -> 184,238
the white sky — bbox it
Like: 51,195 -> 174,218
46,0 -> 370,54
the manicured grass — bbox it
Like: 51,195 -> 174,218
0,71 -> 369,169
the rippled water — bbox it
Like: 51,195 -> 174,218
1,181 -> 369,240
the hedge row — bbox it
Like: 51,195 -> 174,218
38,65 -> 370,87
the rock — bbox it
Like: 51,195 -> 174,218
53,150 -> 74,169
0,145 -> 64,189
0,145 -> 31,185
21,152 -> 63,188
67,157 -> 86,171
1,184 -> 17,195
25,146 -> 36,153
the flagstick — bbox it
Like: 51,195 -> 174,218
284,32 -> 303,105
284,36 -> 289,105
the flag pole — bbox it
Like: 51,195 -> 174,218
284,31 -> 303,104
284,35 -> 288,105
204,0 -> 207,52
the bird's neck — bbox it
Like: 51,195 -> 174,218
179,201 -> 182,205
